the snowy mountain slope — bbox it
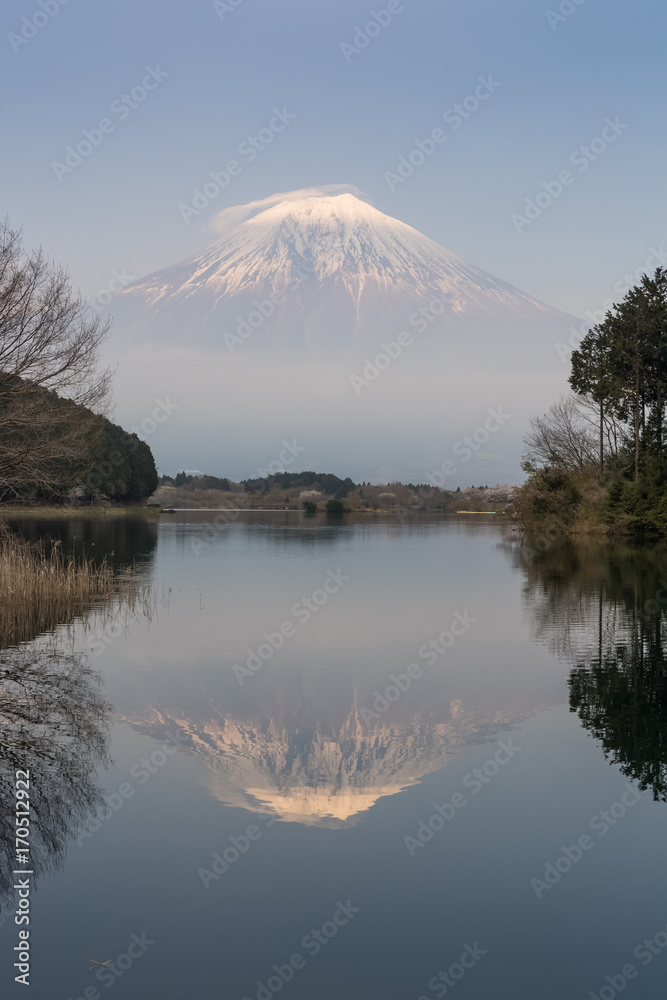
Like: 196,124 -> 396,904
112,191 -> 575,355
107,189 -> 575,481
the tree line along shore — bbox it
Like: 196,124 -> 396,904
151,472 -> 516,514
516,267 -> 667,538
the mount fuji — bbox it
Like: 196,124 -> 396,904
111,188 -> 575,361
108,187 -> 575,483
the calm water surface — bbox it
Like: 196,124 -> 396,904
2,512 -> 667,999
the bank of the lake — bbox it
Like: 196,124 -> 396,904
0,505 -> 162,518
512,465 -> 667,539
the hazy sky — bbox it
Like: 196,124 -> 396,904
4,0 -> 665,482
4,0 -> 664,320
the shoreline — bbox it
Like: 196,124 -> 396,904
0,505 -> 508,517
0,505 -> 162,518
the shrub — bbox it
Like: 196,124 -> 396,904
299,490 -> 321,512
325,498 -> 346,514
513,466 -> 582,533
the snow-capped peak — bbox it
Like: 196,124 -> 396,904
114,188 -> 573,352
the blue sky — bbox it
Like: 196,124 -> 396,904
3,0 -> 664,321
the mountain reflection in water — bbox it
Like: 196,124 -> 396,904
117,650 -> 552,829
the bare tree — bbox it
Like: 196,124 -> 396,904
523,394 -> 599,472
0,644 -> 111,897
576,393 -> 624,465
0,221 -> 112,497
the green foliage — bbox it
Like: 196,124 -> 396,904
242,471 -> 355,496
514,467 -> 581,532
84,423 -> 158,504
604,476 -> 667,535
570,268 -> 667,479
259,471 -> 354,493
174,472 -> 230,491
244,478 -> 268,494
325,497 -> 346,514
520,268 -> 667,537
0,383 -> 157,505
156,469 -> 459,513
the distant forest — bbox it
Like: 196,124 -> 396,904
162,470 -> 357,496
155,470 -> 509,513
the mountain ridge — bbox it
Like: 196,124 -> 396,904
112,191 -> 575,354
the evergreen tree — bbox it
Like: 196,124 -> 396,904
569,269 -> 667,481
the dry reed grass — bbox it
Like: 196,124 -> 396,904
0,529 -> 150,649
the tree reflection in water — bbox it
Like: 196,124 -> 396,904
512,537 -> 667,801
0,518 -> 158,903
0,644 -> 111,897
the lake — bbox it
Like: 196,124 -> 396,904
2,511 -> 667,999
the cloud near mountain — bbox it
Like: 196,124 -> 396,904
106,188 -> 575,482
205,184 -> 373,236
